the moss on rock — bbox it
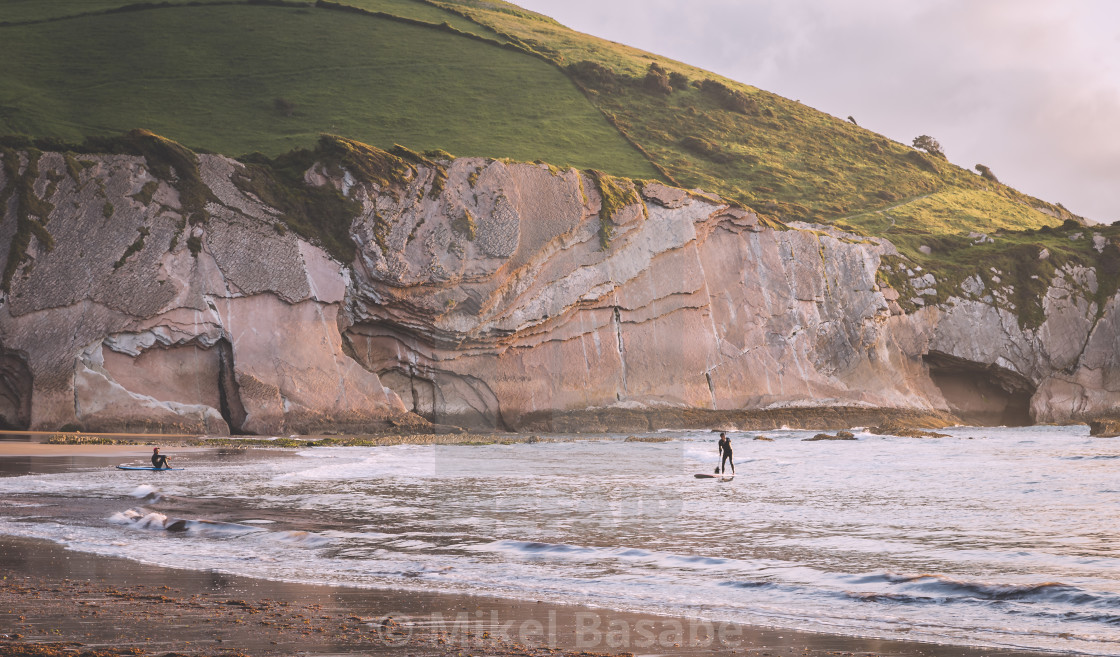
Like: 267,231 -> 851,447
0,147 -> 55,292
586,168 -> 644,250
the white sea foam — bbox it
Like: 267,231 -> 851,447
127,484 -> 162,501
109,508 -> 169,530
107,507 -> 332,549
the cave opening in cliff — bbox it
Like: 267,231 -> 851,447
0,349 -> 32,430
923,351 -> 1035,426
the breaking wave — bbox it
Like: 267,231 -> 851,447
108,507 -> 330,547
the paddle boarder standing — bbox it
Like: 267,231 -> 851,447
151,447 -> 171,470
717,432 -> 734,474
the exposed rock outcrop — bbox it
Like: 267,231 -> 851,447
803,431 -> 858,441
1089,419 -> 1120,437
2,138 -> 1119,433
868,421 -> 950,438
340,157 -> 952,430
0,146 -> 408,434
917,262 -> 1120,425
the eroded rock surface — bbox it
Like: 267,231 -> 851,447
0,150 -> 406,434
2,143 -> 1119,432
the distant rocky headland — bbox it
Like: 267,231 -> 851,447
1,132 -> 1118,434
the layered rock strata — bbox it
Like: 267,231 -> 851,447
1,143 -> 1118,432
0,149 -> 406,434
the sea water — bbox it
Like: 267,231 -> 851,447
1,426 -> 1118,654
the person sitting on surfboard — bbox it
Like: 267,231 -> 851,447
717,433 -> 734,475
151,447 -> 171,470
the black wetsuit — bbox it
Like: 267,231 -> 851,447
151,453 -> 169,469
718,437 -> 734,474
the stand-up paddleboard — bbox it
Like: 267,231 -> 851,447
117,465 -> 184,471
694,473 -> 734,480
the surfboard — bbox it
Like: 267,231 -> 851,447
694,473 -> 734,480
116,466 -> 184,471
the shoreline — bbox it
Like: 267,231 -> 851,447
0,429 -> 564,451
0,439 -> 1090,657
1,535 -> 1061,657
1,405 -> 964,437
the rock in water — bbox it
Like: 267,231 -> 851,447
803,433 -> 858,442
1089,419 -> 1120,437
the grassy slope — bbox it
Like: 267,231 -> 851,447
0,2 -> 656,176
0,0 -> 489,36
430,1 -> 1080,232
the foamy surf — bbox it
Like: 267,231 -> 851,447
127,484 -> 163,501
109,508 -> 263,536
107,507 -> 332,548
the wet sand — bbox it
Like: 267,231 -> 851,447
0,442 -> 1060,657
0,440 -> 222,477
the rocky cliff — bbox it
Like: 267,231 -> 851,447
1,136 -> 1117,433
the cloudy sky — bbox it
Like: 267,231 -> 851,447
516,0 -> 1120,223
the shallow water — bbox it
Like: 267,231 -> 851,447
1,426 -> 1118,654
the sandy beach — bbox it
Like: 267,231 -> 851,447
0,437 -> 1081,657
1,535 -> 1063,657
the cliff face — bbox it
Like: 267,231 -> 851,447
1,144 -> 1117,433
0,149 -> 406,434
339,158 -> 943,430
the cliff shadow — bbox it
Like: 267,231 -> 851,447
216,339 -> 248,434
0,348 -> 32,430
923,351 -> 1035,426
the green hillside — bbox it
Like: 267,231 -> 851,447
0,2 -> 655,177
0,0 -> 1096,272
0,0 -> 485,33
426,0 -> 1081,227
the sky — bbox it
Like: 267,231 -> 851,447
515,0 -> 1120,223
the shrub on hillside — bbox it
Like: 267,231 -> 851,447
912,135 -> 945,158
668,71 -> 689,91
643,63 -> 672,96
567,60 -> 622,88
907,149 -> 940,174
698,79 -> 757,114
975,164 -> 999,183
680,135 -> 733,164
